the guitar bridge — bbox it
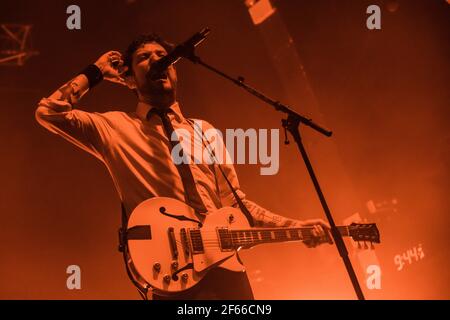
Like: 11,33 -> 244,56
167,227 -> 178,259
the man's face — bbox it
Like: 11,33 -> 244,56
131,42 -> 177,101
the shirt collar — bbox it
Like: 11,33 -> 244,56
136,101 -> 184,123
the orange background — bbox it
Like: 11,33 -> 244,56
0,0 -> 449,299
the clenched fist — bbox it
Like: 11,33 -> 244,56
94,51 -> 128,86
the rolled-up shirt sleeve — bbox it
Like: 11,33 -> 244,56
35,97 -> 110,161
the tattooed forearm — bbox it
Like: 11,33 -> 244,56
239,199 -> 303,228
49,74 -> 89,106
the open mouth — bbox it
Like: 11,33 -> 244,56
147,70 -> 168,82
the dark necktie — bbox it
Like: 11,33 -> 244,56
147,108 -> 207,214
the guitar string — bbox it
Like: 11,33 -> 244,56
184,236 -> 320,247
174,234 -> 318,243
171,235 -> 333,251
171,232 -> 367,250
187,233 -> 371,246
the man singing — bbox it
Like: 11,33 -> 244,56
35,34 -> 331,300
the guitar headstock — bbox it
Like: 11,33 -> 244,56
348,222 -> 380,245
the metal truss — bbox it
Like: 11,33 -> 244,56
0,24 -> 39,66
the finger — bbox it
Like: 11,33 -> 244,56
316,225 -> 323,237
317,226 -> 327,244
109,56 -> 123,67
312,226 -> 319,238
109,51 -> 123,57
327,231 -> 334,244
108,51 -> 123,59
316,225 -> 325,237
111,60 -> 124,70
111,76 -> 127,85
316,220 -> 330,230
117,76 -> 128,86
118,66 -> 129,74
109,53 -> 123,61
304,219 -> 329,229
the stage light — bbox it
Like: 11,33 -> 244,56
244,0 -> 276,25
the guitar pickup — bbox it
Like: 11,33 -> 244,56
168,227 -> 178,259
189,229 -> 204,254
217,228 -> 233,251
180,228 -> 190,256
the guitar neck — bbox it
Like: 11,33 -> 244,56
222,226 -> 349,248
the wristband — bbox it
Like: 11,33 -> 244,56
79,64 -> 103,88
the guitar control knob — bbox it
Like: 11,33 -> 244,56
228,214 -> 234,223
181,273 -> 189,282
171,262 -> 179,270
153,263 -> 161,272
163,275 -> 171,283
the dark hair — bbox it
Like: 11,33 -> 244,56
123,33 -> 174,76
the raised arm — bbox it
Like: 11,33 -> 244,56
35,51 -> 128,159
47,51 -> 126,105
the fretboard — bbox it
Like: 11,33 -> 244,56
217,226 -> 349,249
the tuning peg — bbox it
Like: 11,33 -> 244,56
370,242 -> 374,250
363,241 -> 368,249
357,241 -> 362,249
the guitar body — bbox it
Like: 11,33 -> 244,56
127,197 -> 248,296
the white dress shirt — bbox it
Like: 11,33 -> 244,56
35,98 -> 300,227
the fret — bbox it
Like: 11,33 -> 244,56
249,231 -> 255,243
231,230 -> 239,246
244,231 -> 251,243
289,229 -> 300,240
274,229 -> 286,241
261,230 -> 271,242
240,231 -> 246,245
236,231 -> 241,244
252,230 -> 260,242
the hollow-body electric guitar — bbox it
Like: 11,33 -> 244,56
125,197 -> 380,296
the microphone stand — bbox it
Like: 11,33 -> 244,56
179,39 -> 366,300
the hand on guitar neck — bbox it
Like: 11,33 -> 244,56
297,219 -> 333,248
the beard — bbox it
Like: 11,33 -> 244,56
138,71 -> 176,106
143,71 -> 172,91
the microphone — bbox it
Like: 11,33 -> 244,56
149,27 -> 210,80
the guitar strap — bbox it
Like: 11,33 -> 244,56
186,118 -> 255,227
